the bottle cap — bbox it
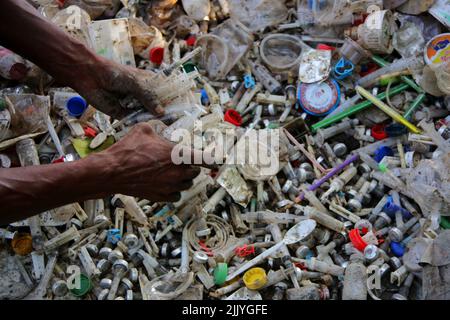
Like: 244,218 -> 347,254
374,146 -> 393,163
66,96 -> 88,118
213,262 -> 228,285
243,267 -> 268,290
349,229 -> 368,252
11,233 -> 33,256
182,62 -> 197,73
390,241 -> 405,257
371,124 -> 388,140
149,47 -> 165,65
224,109 -> 242,126
70,273 -> 92,297
298,79 -> 340,116
186,35 -> 197,47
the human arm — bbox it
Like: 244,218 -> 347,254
0,123 -> 199,225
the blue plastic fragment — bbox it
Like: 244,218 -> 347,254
200,89 -> 209,105
244,74 -> 255,89
333,58 -> 354,80
383,196 -> 413,219
107,228 -> 121,244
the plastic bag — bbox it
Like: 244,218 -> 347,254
196,19 -> 253,79
228,0 -> 288,32
1,94 -> 50,142
405,152 -> 450,218
393,21 -> 425,59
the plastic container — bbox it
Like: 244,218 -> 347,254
346,9 -> 396,54
339,38 -> 370,65
260,34 -> 304,75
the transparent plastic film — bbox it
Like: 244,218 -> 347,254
228,0 -> 288,32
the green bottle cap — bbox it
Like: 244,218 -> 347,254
213,263 -> 228,285
440,217 -> 450,230
182,62 -> 197,73
70,274 -> 92,297
378,163 -> 387,173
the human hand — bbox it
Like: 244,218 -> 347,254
71,56 -> 163,120
102,122 -> 201,202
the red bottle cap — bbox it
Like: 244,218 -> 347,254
224,109 -> 242,126
84,126 -> 97,138
371,124 -> 388,140
186,35 -> 196,47
349,229 -> 368,252
316,44 -> 336,51
52,156 -> 65,164
149,47 -> 165,65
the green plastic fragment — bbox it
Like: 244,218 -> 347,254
214,262 -> 228,285
72,136 -> 115,158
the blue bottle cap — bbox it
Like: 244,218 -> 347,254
298,79 -> 341,116
200,89 -> 209,106
374,146 -> 394,163
244,74 -> 255,89
66,96 -> 87,118
390,241 -> 405,257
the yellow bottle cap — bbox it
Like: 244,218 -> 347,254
243,267 -> 268,290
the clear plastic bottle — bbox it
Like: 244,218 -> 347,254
342,254 -> 368,300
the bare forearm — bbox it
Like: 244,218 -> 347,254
0,153 -> 114,225
0,0 -> 101,86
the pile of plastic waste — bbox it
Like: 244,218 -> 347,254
0,0 -> 449,300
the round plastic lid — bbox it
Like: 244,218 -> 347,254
224,109 -> 242,126
298,79 -> 341,116
371,124 -> 388,140
70,273 -> 92,297
149,47 -> 165,65
66,96 -> 87,118
213,263 -> 228,285
243,267 -> 268,290
349,229 -> 368,252
424,33 -> 450,66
